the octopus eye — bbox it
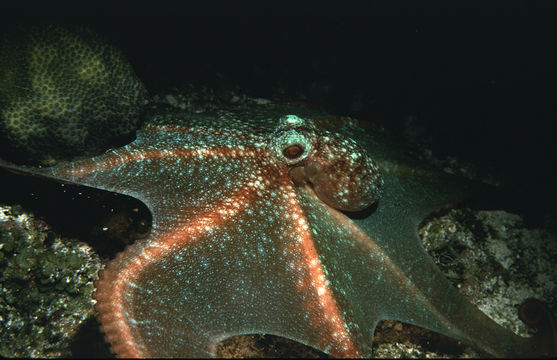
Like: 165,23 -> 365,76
282,144 -> 305,159
271,127 -> 311,165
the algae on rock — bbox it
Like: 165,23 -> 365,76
0,204 -> 101,357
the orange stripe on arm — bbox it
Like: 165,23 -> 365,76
54,147 -> 261,179
94,176 -> 263,357
283,184 -> 361,357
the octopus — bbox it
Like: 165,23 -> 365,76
0,102 -> 555,357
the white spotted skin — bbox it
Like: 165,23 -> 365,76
22,105 -> 542,358
37,108 -> 377,357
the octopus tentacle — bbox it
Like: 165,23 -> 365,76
518,298 -> 557,357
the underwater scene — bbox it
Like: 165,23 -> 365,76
0,3 -> 556,358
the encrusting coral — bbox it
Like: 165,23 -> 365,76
0,24 -> 148,165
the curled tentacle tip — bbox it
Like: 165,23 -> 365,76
519,298 -> 547,328
519,298 -> 557,357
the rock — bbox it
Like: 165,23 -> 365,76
0,204 -> 101,357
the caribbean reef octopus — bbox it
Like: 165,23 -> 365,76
1,103 -> 555,358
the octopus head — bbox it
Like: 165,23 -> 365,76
271,114 -> 383,212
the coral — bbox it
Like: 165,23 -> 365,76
0,24 -> 148,165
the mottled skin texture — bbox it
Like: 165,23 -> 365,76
1,104 -> 555,357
